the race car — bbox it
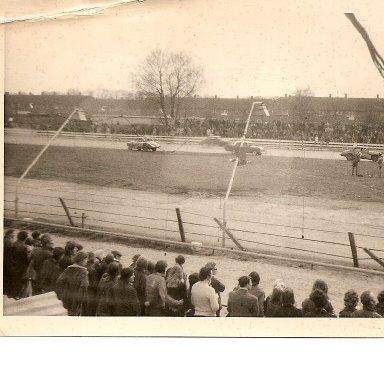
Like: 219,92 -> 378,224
225,140 -> 266,155
340,147 -> 381,162
126,137 -> 160,152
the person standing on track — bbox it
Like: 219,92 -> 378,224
377,153 -> 383,177
351,149 -> 361,176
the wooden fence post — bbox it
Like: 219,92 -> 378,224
175,208 -> 186,242
348,232 -> 359,267
59,197 -> 76,227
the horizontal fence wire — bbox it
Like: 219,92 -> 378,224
85,217 -> 179,233
236,237 -> 353,260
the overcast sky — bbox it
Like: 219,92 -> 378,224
3,0 -> 384,98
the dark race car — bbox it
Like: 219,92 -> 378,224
340,147 -> 381,162
225,140 -> 266,155
126,137 -> 161,152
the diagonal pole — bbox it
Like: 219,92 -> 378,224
221,101 -> 258,247
14,108 -> 78,218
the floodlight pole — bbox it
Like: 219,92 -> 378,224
221,102 -> 258,247
14,108 -> 78,218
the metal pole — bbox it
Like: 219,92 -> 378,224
14,108 -> 78,218
222,102 -> 258,247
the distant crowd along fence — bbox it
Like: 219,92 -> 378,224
6,128 -> 384,152
4,179 -> 384,271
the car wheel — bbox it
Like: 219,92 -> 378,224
371,155 -> 378,162
252,150 -> 257,155
143,146 -> 149,152
345,154 -> 352,161
152,148 -> 157,151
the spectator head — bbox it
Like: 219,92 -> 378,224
104,254 -> 115,265
75,242 -> 83,251
17,231 -> 29,242
282,288 -> 295,306
147,260 -> 155,274
107,262 -> 120,279
175,255 -> 185,265
205,262 -> 217,275
74,251 -> 88,266
248,271 -> 260,285
199,266 -> 212,282
344,290 -> 359,308
310,289 -> 328,309
52,247 -> 65,262
377,291 -> 384,304
272,279 -> 286,291
312,279 -> 328,294
270,286 -> 285,305
188,272 -> 199,288
5,229 -> 15,238
87,251 -> 95,263
64,241 -> 77,255
155,260 -> 168,274
94,249 -> 106,261
120,267 -> 135,284
31,230 -> 41,240
136,257 -> 148,271
111,250 -> 122,260
41,234 -> 54,248
238,276 -> 251,289
360,291 -> 376,309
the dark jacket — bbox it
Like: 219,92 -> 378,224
55,264 -> 89,315
375,303 -> 384,317
302,298 -> 335,317
40,258 -> 61,293
96,274 -> 119,316
59,254 -> 74,272
305,308 -> 337,318
274,304 -> 303,317
110,282 -> 140,316
133,268 -> 147,313
339,307 -> 357,318
352,308 -> 382,318
30,246 -> 53,287
227,289 -> 259,317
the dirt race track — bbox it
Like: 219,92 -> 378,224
4,140 -> 384,271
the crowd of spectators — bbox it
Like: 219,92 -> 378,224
3,228 -> 384,318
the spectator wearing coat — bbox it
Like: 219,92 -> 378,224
8,231 -> 29,299
55,251 -> 89,316
3,229 -> 15,297
133,257 -> 148,315
302,279 -> 335,317
376,291 -> 384,317
145,260 -> 183,316
30,234 -> 54,295
274,288 -> 303,317
304,289 -> 337,318
248,271 -> 265,317
59,241 -> 78,272
352,291 -> 382,318
109,268 -> 140,316
339,290 -> 359,318
96,262 -> 120,316
205,262 -> 225,316
227,276 -> 259,317
166,255 -> 187,316
40,247 -> 64,293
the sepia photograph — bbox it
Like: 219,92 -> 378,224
1,0 -> 384,336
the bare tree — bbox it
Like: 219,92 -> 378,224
134,50 -> 203,131
292,86 -> 315,97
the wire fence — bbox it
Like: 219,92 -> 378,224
4,182 -> 384,266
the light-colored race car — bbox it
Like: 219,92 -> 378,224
340,147 -> 381,162
225,140 -> 266,155
126,137 -> 160,152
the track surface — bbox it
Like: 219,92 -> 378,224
4,140 -> 384,269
